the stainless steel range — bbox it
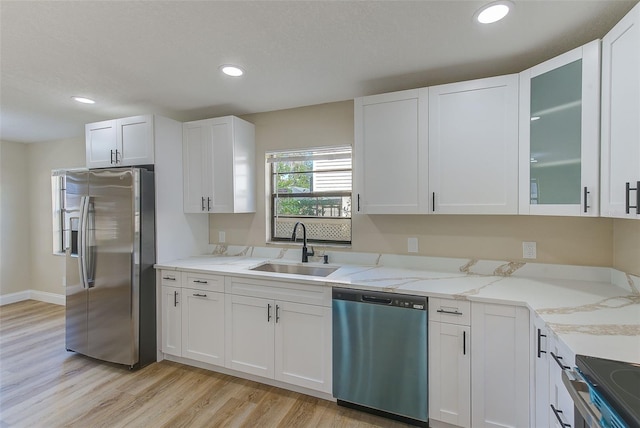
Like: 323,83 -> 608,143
564,354 -> 640,428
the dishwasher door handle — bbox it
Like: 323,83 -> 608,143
361,295 -> 392,305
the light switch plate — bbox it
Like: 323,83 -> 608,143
523,241 -> 537,259
219,231 -> 226,243
408,237 -> 418,253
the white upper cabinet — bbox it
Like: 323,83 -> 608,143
182,116 -> 256,214
354,89 -> 429,214
86,115 -> 154,168
429,75 -> 519,214
601,2 -> 640,219
519,40 -> 601,216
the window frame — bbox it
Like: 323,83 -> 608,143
267,146 -> 353,246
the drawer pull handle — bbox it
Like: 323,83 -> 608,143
193,280 -> 208,284
550,404 -> 571,427
437,309 -> 463,316
193,293 -> 207,298
162,276 -> 175,281
550,352 -> 570,370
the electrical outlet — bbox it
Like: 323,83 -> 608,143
219,231 -> 226,243
408,237 -> 418,253
523,241 -> 537,259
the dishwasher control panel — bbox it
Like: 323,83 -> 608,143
333,288 -> 427,310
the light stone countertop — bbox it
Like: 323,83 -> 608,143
155,245 -> 640,365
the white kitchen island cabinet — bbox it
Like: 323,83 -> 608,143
471,302 -> 530,428
354,89 -> 429,214
601,2 -> 640,219
428,75 -> 519,215
86,115 -> 155,168
224,276 -> 332,394
182,116 -> 255,214
519,40 -> 601,217
429,298 -> 471,428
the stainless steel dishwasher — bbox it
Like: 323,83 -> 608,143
332,288 -> 428,427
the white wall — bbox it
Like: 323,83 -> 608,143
27,138 -> 85,296
0,141 -> 31,296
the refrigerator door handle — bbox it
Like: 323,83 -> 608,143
79,196 -> 90,289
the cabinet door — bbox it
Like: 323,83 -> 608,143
601,3 -> 640,219
86,119 -> 117,168
519,40 -> 601,216
429,321 -> 471,428
274,301 -> 332,393
471,303 -> 530,428
429,75 -> 518,214
548,338 -> 575,428
208,119 -> 234,213
161,285 -> 181,357
117,115 -> 154,166
183,120 -> 211,213
181,289 -> 224,366
354,89 -> 429,214
225,294 -> 274,378
533,317 -> 550,428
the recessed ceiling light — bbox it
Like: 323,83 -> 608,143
220,65 -> 244,77
474,1 -> 513,24
72,96 -> 95,104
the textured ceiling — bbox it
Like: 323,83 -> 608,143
1,0 -> 637,143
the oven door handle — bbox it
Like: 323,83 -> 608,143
562,370 -> 601,428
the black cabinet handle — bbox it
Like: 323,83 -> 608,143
463,330 -> 466,355
437,309 -> 463,316
201,197 -> 205,211
276,305 -> 280,323
193,293 -> 207,298
432,192 -> 436,212
162,276 -> 176,281
193,280 -> 208,284
550,404 -> 571,427
207,197 -> 212,211
550,352 -> 570,370
173,290 -> 178,307
357,194 -> 361,212
110,150 -> 115,164
267,304 -> 272,322
537,328 -> 547,358
583,187 -> 590,213
115,150 -> 120,164
626,181 -> 640,214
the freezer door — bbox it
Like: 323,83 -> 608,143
85,168 -> 138,366
65,170 -> 89,355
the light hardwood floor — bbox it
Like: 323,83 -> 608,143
0,300 -> 411,428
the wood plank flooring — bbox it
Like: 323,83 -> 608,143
0,300 -> 411,428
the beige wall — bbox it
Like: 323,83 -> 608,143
613,219 -> 640,276
27,138 -> 85,295
209,101 -> 619,268
0,141 -> 31,296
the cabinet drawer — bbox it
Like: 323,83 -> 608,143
429,297 -> 470,325
160,270 -> 181,286
226,277 -> 331,307
183,272 -> 225,293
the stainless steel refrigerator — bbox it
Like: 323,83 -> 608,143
64,167 -> 156,369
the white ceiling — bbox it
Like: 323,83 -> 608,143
1,0 -> 637,144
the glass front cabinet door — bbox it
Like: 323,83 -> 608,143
518,40 -> 601,216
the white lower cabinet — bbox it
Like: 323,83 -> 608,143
429,298 -> 471,428
224,278 -> 332,394
181,289 -> 225,366
161,284 -> 182,357
548,336 -> 575,427
471,302 -> 530,428
533,316 -> 550,428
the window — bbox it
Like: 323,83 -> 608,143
268,146 -> 352,245
51,170 -> 65,255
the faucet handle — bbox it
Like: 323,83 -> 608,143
323,254 -> 329,264
307,246 -> 315,257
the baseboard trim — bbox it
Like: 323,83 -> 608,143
0,290 -> 65,306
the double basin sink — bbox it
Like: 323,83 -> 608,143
250,262 -> 338,278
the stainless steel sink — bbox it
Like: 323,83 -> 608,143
250,262 -> 338,277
